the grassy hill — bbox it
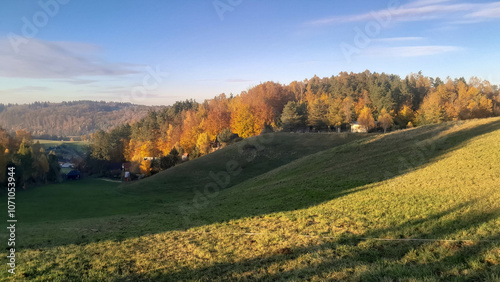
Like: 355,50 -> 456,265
1,117 -> 500,281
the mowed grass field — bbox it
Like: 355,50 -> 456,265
1,117 -> 500,281
34,139 -> 90,153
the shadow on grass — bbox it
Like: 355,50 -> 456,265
14,118 -> 500,251
176,118 -> 500,228
132,201 -> 500,281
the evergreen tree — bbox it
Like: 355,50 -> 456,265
307,99 -> 328,129
280,101 -> 307,131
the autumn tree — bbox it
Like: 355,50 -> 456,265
196,132 -> 211,155
378,109 -> 393,133
357,106 -> 376,131
231,102 -> 257,138
395,105 -> 415,128
417,86 -> 447,125
0,127 -> 11,153
204,94 -> 231,140
179,110 -> 202,153
140,160 -> 152,176
342,97 -> 354,124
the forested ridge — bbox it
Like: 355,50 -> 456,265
1,71 -> 499,184
0,101 -> 160,137
89,70 -> 500,176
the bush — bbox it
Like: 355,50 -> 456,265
160,155 -> 177,170
217,128 -> 238,144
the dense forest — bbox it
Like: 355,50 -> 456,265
89,71 -> 500,176
0,101 -> 160,137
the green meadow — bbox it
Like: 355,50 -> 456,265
1,117 -> 500,281
34,139 -> 89,153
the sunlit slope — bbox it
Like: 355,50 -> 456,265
180,117 -> 500,228
121,132 -> 366,194
0,132 -> 366,251
3,117 -> 500,281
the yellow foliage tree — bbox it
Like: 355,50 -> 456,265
397,105 -> 415,127
230,103 -> 257,138
140,160 -> 152,176
196,132 -> 211,155
357,106 -> 375,131
377,108 -> 393,133
180,110 -> 201,153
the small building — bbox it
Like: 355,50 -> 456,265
350,122 -> 367,133
351,121 -> 380,133
60,162 -> 74,169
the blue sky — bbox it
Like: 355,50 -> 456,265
1,0 -> 499,106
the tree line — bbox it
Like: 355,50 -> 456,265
88,71 -> 499,176
0,129 -> 61,188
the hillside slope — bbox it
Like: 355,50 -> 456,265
2,117 -> 500,280
0,101 -> 159,136
121,132 -> 367,194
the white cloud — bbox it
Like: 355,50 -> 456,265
364,45 -> 461,57
307,1 -> 500,26
466,2 -> 500,18
0,38 -> 141,79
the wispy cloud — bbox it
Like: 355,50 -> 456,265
307,0 -> 500,26
0,86 -> 49,93
373,37 -> 425,43
58,78 -> 100,85
0,38 -> 141,79
226,78 -> 254,83
364,45 -> 461,57
466,2 -> 500,18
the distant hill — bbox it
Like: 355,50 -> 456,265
0,101 -> 163,137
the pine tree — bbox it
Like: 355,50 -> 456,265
280,101 -> 307,131
307,99 -> 328,129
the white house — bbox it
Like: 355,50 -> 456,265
60,162 -> 74,168
350,122 -> 367,133
351,121 -> 379,133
